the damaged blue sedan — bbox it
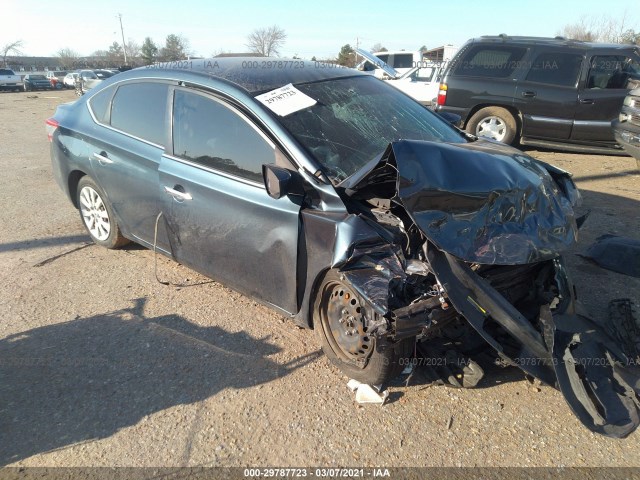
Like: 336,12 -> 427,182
47,58 -> 640,438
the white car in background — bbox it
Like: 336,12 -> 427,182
63,72 -> 79,88
356,49 -> 445,106
356,50 -> 423,77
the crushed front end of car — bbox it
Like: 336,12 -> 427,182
321,139 -> 640,438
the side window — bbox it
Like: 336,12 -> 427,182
172,89 -> 274,183
88,86 -> 114,124
452,46 -> 527,78
414,67 -> 435,82
525,52 -> 583,87
587,55 -> 636,89
110,82 -> 169,146
376,54 -> 389,64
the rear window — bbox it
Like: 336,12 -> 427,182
110,82 -> 169,146
587,55 -> 640,89
0,69 -> 15,75
452,45 -> 527,78
393,54 -> 414,69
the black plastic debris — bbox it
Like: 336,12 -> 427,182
581,234 -> 640,278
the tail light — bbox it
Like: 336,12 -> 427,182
437,83 -> 447,106
45,118 -> 59,142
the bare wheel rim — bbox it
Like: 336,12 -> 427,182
476,115 -> 507,141
320,279 -> 374,366
79,186 -> 111,241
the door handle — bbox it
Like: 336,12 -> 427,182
580,99 -> 595,104
164,185 -> 192,201
521,91 -> 536,98
93,151 -> 113,164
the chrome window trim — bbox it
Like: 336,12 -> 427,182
161,152 -> 266,190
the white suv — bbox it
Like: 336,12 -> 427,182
356,49 -> 446,106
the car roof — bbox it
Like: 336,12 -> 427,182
472,35 -> 639,51
120,57 -> 364,94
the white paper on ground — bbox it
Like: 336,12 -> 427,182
347,379 -> 389,405
255,83 -> 317,117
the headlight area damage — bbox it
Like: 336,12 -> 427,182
321,140 -> 640,438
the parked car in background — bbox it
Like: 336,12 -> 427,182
0,68 -> 23,91
46,58 -> 640,438
357,48 -> 445,105
23,74 -> 53,91
94,69 -> 115,80
46,71 -> 68,89
612,87 -> 640,168
356,50 -> 424,77
436,35 -> 640,152
75,70 -> 102,96
63,72 -> 79,88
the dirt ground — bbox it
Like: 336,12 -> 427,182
1,89 -> 639,468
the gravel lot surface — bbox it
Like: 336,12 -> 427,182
1,89 -> 639,468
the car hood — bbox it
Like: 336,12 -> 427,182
355,48 -> 399,79
346,139 -> 581,265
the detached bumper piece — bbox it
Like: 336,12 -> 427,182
429,248 -> 640,438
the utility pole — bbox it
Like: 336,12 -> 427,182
117,13 -> 128,64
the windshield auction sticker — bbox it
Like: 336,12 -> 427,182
255,84 -> 317,116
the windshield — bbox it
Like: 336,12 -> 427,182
30,75 -> 46,80
277,76 -> 465,182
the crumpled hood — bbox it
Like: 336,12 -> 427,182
350,139 -> 581,265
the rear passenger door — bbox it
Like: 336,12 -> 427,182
514,50 -> 583,140
572,54 -> 640,142
445,44 -> 529,117
87,81 -> 171,249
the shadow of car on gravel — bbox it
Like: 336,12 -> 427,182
0,297 -> 320,465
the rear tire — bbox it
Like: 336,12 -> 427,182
314,269 -> 413,385
466,106 -> 517,144
76,176 -> 129,249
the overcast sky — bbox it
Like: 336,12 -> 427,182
4,0 -> 639,59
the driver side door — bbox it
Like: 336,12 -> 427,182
158,87 -> 302,314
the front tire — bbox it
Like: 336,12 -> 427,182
314,270 -> 413,385
466,106 -> 517,144
76,176 -> 128,249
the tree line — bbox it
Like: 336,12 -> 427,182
559,13 -> 639,44
54,25 -> 287,68
53,34 -> 191,69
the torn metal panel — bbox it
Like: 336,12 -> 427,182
340,243 -> 406,315
581,234 -> 640,278
349,139 -> 580,265
294,211 -> 393,328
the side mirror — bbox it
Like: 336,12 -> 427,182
437,111 -> 462,126
263,164 -> 292,200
